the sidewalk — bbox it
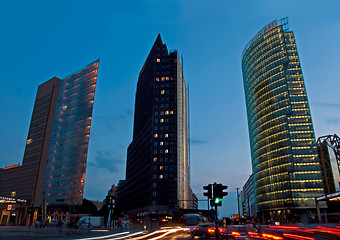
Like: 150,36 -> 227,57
0,226 -> 129,240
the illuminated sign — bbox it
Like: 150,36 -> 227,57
316,191 -> 340,201
0,196 -> 27,203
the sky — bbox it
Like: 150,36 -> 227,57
1,0 -> 340,218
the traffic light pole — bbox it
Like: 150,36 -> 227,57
215,205 -> 219,240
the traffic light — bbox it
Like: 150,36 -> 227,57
212,183 -> 228,206
27,207 -> 33,213
203,184 -> 213,199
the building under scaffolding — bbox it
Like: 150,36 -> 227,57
316,134 -> 340,222
317,134 -> 340,194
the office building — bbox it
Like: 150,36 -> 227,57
0,60 -> 99,223
242,18 -> 325,223
242,174 -> 257,218
118,34 -> 190,221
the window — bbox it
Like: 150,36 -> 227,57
161,90 -> 165,94
155,112 -> 158,115
160,119 -> 164,123
159,175 -> 163,179
154,134 -> 158,138
157,58 -> 161,62
165,149 -> 169,153
154,142 -> 157,146
161,77 -> 165,81
153,200 -> 156,205
156,77 -> 160,81
170,110 -> 174,114
154,150 -> 157,154
153,183 -> 157,188
160,166 -> 163,170
153,191 -> 156,197
165,111 -> 169,115
160,111 -> 164,115
160,142 -> 163,146
153,157 -> 157,162
153,174 -> 157,179
166,77 -> 169,80
165,134 -> 168,138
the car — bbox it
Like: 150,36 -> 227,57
220,225 -> 259,239
191,223 -> 215,237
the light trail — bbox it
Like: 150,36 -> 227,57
76,231 -> 144,240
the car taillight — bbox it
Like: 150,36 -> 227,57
248,231 -> 258,236
219,228 -> 225,233
262,233 -> 284,240
231,231 -> 241,236
208,228 -> 215,233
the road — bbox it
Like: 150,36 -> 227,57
1,225 -> 340,240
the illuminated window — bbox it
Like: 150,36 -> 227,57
161,90 -> 165,94
170,110 -> 174,114
165,149 -> 169,153
165,111 -> 169,115
159,175 -> 163,179
160,142 -> 164,146
154,134 -> 158,138
165,134 -> 168,138
153,157 -> 157,162
161,77 -> 165,81
160,166 -> 164,170
26,139 -> 32,145
157,58 -> 161,62
160,119 -> 164,123
63,105 -> 67,111
156,77 -> 160,81
166,77 -> 169,80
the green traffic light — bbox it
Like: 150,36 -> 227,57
214,198 -> 222,204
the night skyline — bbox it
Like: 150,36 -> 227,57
1,0 -> 340,217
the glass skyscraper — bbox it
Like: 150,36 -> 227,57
242,18 -> 325,223
44,60 -> 99,206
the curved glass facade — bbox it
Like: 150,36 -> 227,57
242,18 -> 324,217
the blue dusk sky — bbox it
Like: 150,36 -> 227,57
1,0 -> 340,217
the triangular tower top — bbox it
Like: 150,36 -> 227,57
152,33 -> 163,48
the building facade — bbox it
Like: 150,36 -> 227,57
118,34 -> 190,221
242,174 -> 257,218
0,60 -> 99,224
242,18 -> 325,223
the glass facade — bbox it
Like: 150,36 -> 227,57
44,60 -> 99,205
242,18 -> 324,216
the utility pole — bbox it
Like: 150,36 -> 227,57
236,188 -> 240,218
